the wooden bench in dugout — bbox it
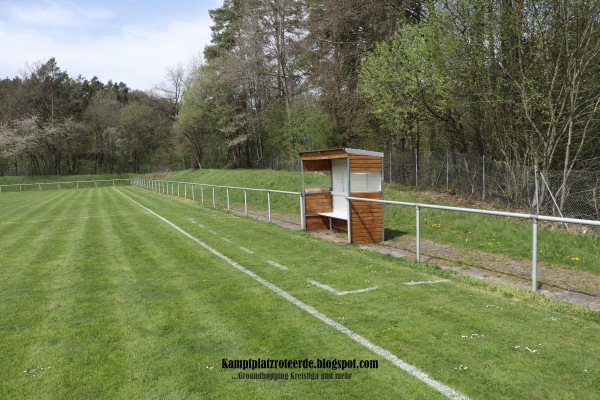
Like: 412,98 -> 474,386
299,148 -> 384,244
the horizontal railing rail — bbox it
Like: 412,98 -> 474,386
131,178 -> 305,229
0,179 -> 132,192
347,196 -> 600,292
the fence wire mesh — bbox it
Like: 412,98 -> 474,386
264,151 -> 599,221
386,150 -> 600,221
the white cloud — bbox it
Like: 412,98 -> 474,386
0,0 -> 112,28
0,1 -> 213,90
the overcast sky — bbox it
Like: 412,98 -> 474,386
0,0 -> 221,90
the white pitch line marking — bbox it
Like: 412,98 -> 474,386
240,246 -> 254,254
208,230 -> 218,235
113,188 -> 470,400
308,280 -> 378,296
208,214 -> 238,219
198,224 -> 205,228
221,237 -> 232,243
405,280 -> 451,286
267,260 -> 288,270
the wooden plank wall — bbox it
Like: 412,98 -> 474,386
306,215 -> 330,231
332,218 -> 348,232
303,159 -> 331,172
305,192 -> 332,231
305,192 -> 332,214
350,191 -> 383,244
349,155 -> 382,172
300,149 -> 347,161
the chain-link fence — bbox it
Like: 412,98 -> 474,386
386,150 -> 599,221
262,151 -> 599,221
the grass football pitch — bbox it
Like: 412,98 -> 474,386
0,186 -> 599,399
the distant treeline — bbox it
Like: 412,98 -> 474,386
2,0 -> 600,188
0,58 -> 178,175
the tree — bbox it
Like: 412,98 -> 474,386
82,90 -> 123,172
118,100 -> 170,172
175,63 -> 227,168
307,0 -> 414,145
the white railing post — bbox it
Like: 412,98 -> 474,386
184,183 -> 187,199
532,217 -> 538,292
227,188 -> 230,210
212,186 -> 216,208
201,184 -> 204,204
416,205 -> 421,262
244,190 -> 248,216
268,191 -> 271,222
192,184 -> 195,201
300,194 -> 306,230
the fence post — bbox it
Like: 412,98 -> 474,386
482,155 -> 486,201
416,205 -> 421,262
112,180 -> 115,187
39,183 -> 41,191
192,184 -> 195,201
20,184 -> 22,192
534,166 -> 540,214
227,188 -> 230,210
414,150 -> 419,187
446,149 -> 449,191
244,190 -> 248,216
268,191 -> 271,222
201,185 -> 204,204
177,183 -> 180,197
184,184 -> 187,199
77,182 -> 79,189
212,187 -> 216,208
389,151 -> 392,183
532,217 -> 538,292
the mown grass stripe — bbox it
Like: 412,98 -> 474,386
114,187 -> 470,400
0,189 -> 95,395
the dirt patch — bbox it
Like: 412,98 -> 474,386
227,207 -> 600,311
309,230 -> 600,311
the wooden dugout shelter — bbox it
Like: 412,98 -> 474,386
300,148 -> 384,244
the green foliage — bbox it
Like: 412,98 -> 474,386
262,94 -> 333,157
0,58 -> 181,174
175,63 -> 230,168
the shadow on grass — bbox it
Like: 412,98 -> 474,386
384,228 -> 409,240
